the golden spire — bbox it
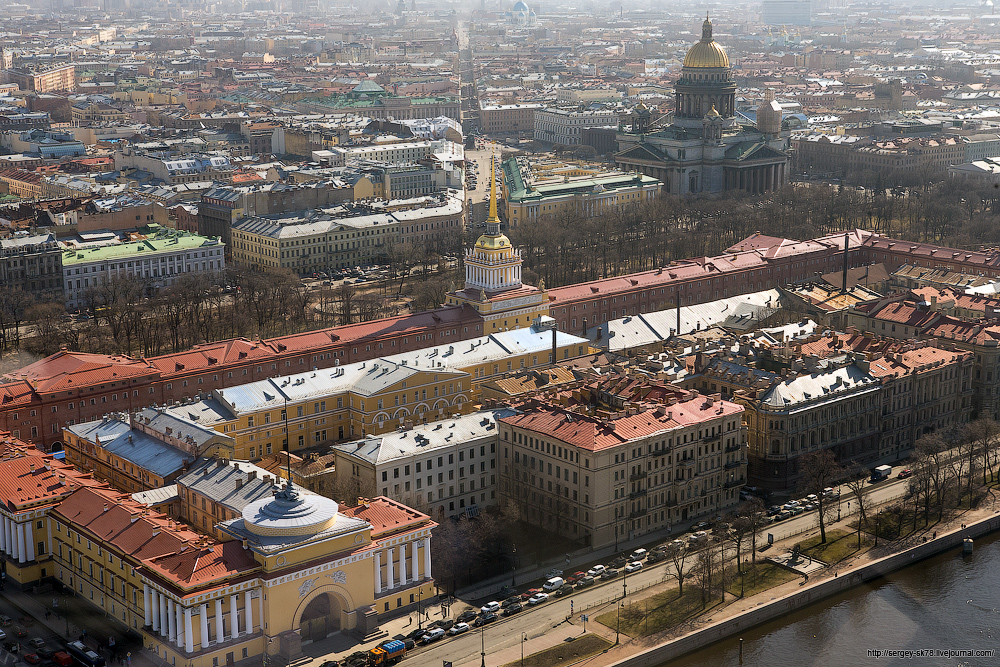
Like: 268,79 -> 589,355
487,153 -> 500,226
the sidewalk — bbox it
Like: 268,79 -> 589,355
458,492 -> 1000,667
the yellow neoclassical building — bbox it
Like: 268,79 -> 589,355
446,155 -> 551,331
161,323 -> 591,460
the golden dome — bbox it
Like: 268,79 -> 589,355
476,232 -> 511,250
682,14 -> 730,69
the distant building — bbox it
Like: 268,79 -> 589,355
479,103 -> 542,136
534,107 -> 620,146
0,129 -> 85,158
614,18 -> 789,195
4,64 -> 75,93
62,230 -> 225,310
501,156 -> 661,227
761,0 -> 811,25
0,233 -> 63,301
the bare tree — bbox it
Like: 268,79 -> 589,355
798,450 -> 843,544
843,463 -> 872,548
968,418 -> 1000,486
667,543 -> 691,598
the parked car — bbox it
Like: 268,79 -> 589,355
421,628 -> 446,643
433,619 -> 455,631
629,548 -> 648,561
543,577 -> 565,591
520,588 -> 542,601
600,568 -> 619,580
448,622 -> 470,635
646,552 -> 664,564
407,628 -> 429,641
457,610 -> 478,623
501,596 -> 521,608
554,584 -> 575,597
503,603 -> 523,616
691,521 -> 711,532
782,501 -> 800,510
898,469 -> 913,479
624,561 -> 644,574
586,565 -> 606,577
528,592 -> 549,605
27,639 -> 45,650
474,612 -> 498,627
576,575 -> 596,588
567,571 -> 586,584
480,601 -> 501,614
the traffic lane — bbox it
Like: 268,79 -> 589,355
0,601 -> 64,656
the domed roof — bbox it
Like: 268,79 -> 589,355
683,14 -> 730,69
511,0 -> 529,10
242,483 -> 339,537
476,222 -> 512,250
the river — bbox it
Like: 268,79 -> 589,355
664,532 -> 1000,667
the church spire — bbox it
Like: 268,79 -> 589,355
486,153 -> 500,231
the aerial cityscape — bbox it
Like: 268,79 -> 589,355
3,1 -> 1000,666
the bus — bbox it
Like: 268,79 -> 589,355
64,640 -> 106,667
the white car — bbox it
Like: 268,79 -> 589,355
0,629 -> 5,641
528,592 -> 549,605
624,561 -> 644,574
448,622 -> 471,635
480,601 -> 501,614
587,564 -> 606,577
422,628 -> 446,643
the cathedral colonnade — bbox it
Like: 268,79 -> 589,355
725,163 -> 786,194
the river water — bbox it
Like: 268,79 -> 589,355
664,532 -> 1000,667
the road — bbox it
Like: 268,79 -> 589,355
397,474 -> 917,665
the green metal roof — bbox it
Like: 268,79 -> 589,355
501,157 -> 660,204
63,232 -> 222,265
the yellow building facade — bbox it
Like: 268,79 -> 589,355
0,439 -> 437,667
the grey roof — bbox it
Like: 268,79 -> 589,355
333,409 -> 514,466
587,289 -> 784,352
135,406 -> 226,450
759,364 -> 879,410
65,418 -> 191,478
131,484 -> 178,506
176,458 -> 281,513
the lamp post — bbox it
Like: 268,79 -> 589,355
417,588 -> 423,631
615,601 -> 624,645
521,632 -> 527,667
480,625 -> 486,667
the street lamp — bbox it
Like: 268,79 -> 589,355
480,625 -> 486,667
417,588 -> 423,631
615,601 -> 624,645
511,544 -> 517,588
521,632 -> 527,667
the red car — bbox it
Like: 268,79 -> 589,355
520,588 -> 542,601
898,469 -> 913,479
23,653 -> 41,665
567,572 -> 587,584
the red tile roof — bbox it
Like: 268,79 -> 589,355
0,439 -> 102,510
3,350 -> 158,395
340,496 -> 435,540
142,540 -> 258,594
147,338 -> 277,375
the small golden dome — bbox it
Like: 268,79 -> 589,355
705,104 -> 721,119
682,14 -> 730,69
476,233 -> 510,250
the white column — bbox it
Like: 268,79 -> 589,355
0,516 -> 7,555
412,541 -> 420,581
244,591 -> 253,635
374,551 -> 382,594
25,522 -> 34,562
200,604 -> 209,649
143,584 -> 152,627
230,594 -> 239,640
214,599 -> 224,644
167,599 -> 176,643
175,604 -> 183,649
151,589 -> 160,631
159,594 -> 168,637
424,537 -> 432,578
399,545 -> 407,587
3,517 -> 10,555
184,607 -> 193,653
16,522 -> 25,563
386,548 -> 395,590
